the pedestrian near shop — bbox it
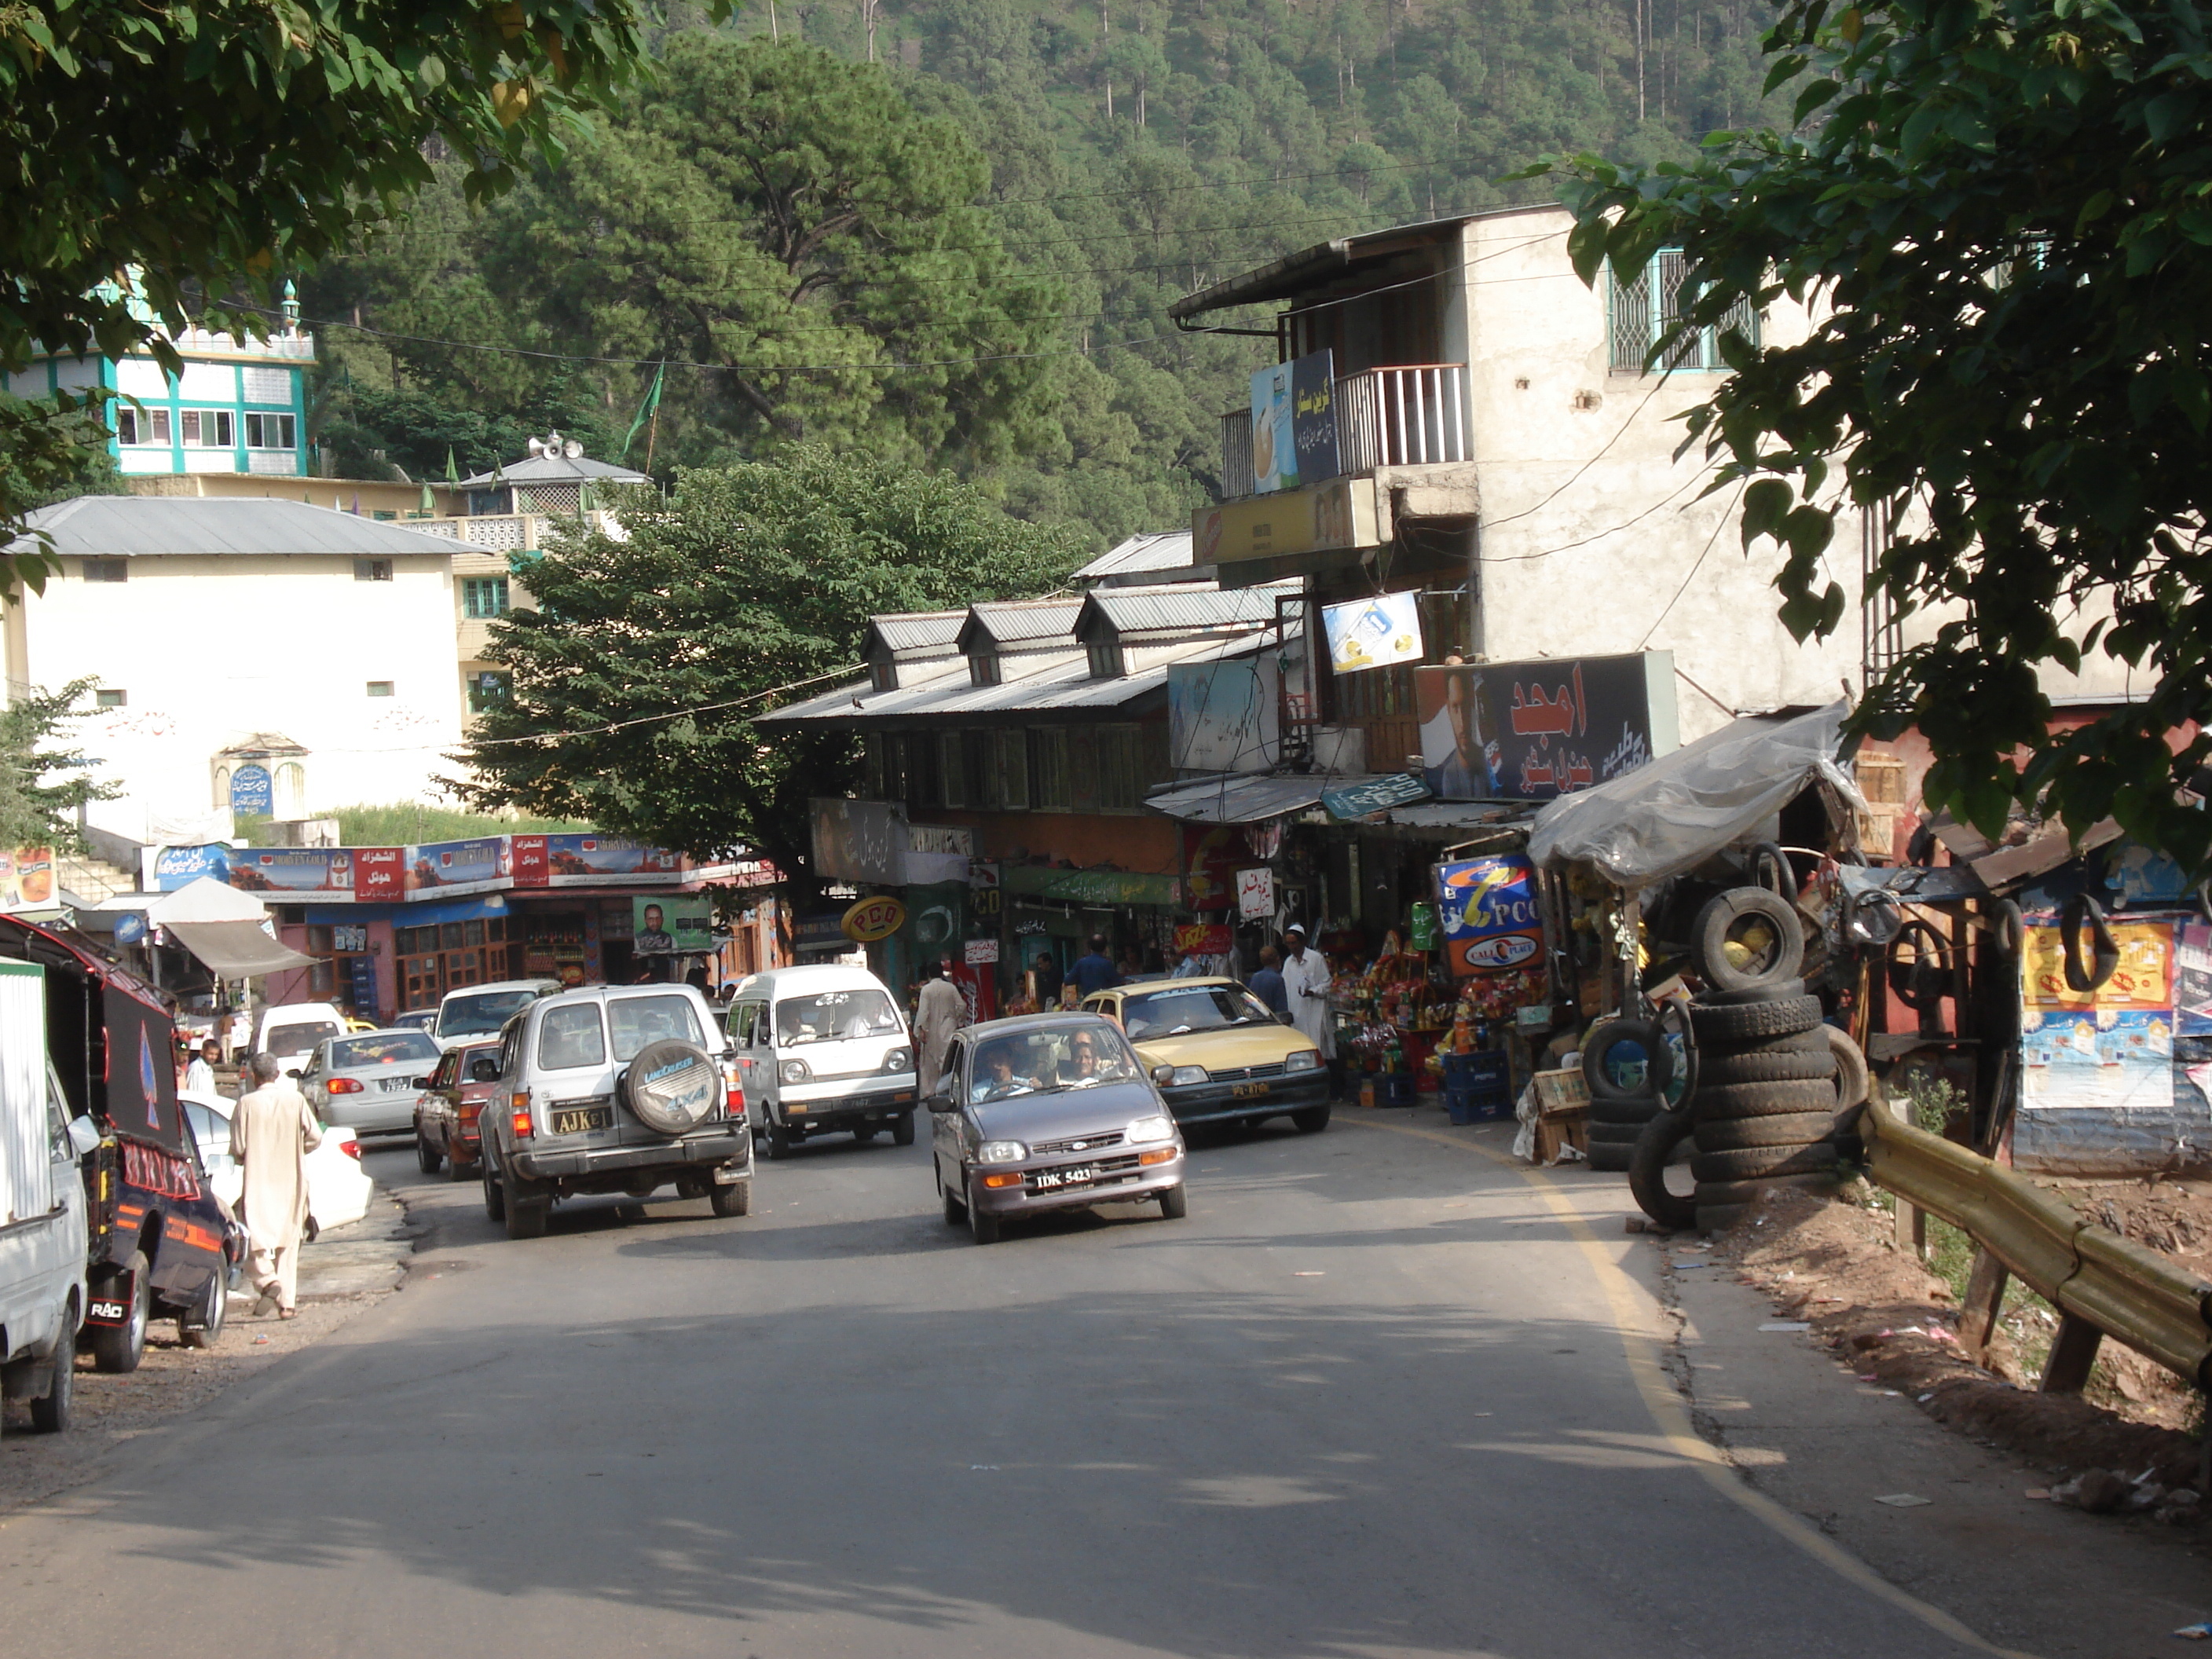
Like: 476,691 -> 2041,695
1247,947 -> 1288,1014
230,1052 -> 322,1319
1280,925 -> 1337,1092
1031,950 -> 1063,1009
184,1038 -> 219,1094
1070,935 -> 1119,998
914,961 -> 967,1095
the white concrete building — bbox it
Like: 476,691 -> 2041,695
3,497 -> 473,842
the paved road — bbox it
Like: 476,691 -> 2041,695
1,1119 -> 2018,1657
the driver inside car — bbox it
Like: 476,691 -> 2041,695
971,1042 -> 1044,1103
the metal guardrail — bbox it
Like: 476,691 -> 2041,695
1862,1097 -> 2212,1390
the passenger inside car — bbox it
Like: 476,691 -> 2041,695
971,1042 -> 1046,1103
1057,1029 -> 1129,1086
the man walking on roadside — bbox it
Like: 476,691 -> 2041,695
230,1052 -> 323,1320
1279,925 -> 1337,1094
1247,946 -> 1288,1016
915,961 -> 968,1096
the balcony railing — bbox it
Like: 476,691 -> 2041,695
1217,363 -> 1470,500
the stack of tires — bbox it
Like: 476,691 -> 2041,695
1682,885 -> 1843,1232
1582,1014 -> 1676,1173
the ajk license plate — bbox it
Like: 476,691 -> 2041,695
1030,1165 -> 1098,1191
551,1105 -> 613,1135
1232,1082 -> 1271,1099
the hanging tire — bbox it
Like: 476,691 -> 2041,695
1693,1078 -> 1841,1120
87,1252 -> 149,1375
1887,918 -> 1952,1011
1748,842 -> 1795,899
1690,888 -> 1805,994
1690,1142 -> 1840,1183
1698,1046 -> 1837,1088
29,1309 -> 75,1433
1628,1111 -> 1700,1230
1692,1170 -> 1843,1209
1582,1017 -> 1671,1103
180,1266 -> 227,1350
1692,1111 -> 1837,1151
709,1180 -> 750,1218
1696,1202 -> 1750,1234
2061,892 -> 2120,992
892,1113 -> 917,1146
1824,1026 -> 1870,1110
1690,995 -> 1823,1045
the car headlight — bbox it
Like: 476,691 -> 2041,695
883,1047 -> 913,1073
1166,1065 -> 1209,1086
1284,1049 -> 1321,1072
779,1059 -> 811,1084
1126,1115 -> 1174,1144
976,1140 -> 1027,1164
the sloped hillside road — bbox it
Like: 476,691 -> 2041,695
0,1116 -> 2201,1657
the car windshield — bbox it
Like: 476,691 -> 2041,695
331,1031 -> 440,1069
776,989 -> 900,1046
968,1025 -> 1139,1104
266,1020 -> 341,1057
1120,984 -> 1273,1039
393,1010 -> 437,1033
440,988 -> 544,1038
607,994 -> 706,1061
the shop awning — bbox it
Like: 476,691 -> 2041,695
1146,773 -> 1328,824
1527,702 -> 1863,888
163,919 -> 315,978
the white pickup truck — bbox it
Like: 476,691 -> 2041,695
0,958 -> 98,1435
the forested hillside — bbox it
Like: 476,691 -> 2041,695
304,0 -> 1784,554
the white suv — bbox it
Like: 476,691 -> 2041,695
476,983 -> 751,1240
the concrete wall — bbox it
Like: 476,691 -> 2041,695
1452,205 -> 1862,741
8,551 -> 467,828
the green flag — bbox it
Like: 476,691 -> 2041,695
622,361 -> 665,460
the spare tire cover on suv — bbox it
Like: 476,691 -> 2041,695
620,1039 -> 720,1136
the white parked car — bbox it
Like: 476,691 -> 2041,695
179,1090 -> 375,1237
432,980 -> 561,1050
253,1001 -> 349,1076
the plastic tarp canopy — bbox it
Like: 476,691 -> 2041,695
165,920 -> 313,978
147,875 -> 268,925
1526,701 -> 1863,888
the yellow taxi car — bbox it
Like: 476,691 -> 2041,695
1081,976 -> 1331,1134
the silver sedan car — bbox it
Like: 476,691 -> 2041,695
295,1028 -> 445,1142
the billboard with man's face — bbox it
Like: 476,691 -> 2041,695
633,895 -> 712,954
1415,652 -> 1678,800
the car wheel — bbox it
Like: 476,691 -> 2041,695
416,1132 -> 442,1175
180,1267 -> 227,1350
852,1127 -> 879,1144
482,1156 -> 507,1221
968,1186 -> 1002,1245
30,1307 -> 76,1433
1158,1184 -> 1188,1220
504,1174 -> 549,1240
765,1120 -> 793,1160
87,1252 -> 149,1375
940,1166 -> 968,1225
1290,1105 -> 1331,1133
892,1113 -> 916,1146
709,1180 -> 751,1218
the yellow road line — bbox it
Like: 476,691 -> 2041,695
1348,1115 -> 2039,1659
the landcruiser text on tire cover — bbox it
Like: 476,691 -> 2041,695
478,983 -> 753,1240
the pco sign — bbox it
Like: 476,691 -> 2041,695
841,895 -> 906,943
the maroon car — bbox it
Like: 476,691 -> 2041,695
413,1040 -> 503,1178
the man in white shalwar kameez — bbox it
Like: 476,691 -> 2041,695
230,1052 -> 323,1318
1280,924 -> 1336,1093
914,962 -> 968,1096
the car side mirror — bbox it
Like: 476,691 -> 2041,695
1274,1011 -> 1295,1027
1151,1064 -> 1175,1084
286,1068 -> 303,1080
412,1076 -> 431,1089
925,1090 -> 958,1114
65,1115 -> 100,1158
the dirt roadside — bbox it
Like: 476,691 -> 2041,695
0,1190 -> 416,1519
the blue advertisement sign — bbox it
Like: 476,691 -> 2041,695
112,913 -> 147,945
155,844 -> 231,891
229,765 -> 274,815
1434,855 -> 1544,976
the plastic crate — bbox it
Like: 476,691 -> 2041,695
1444,1087 -> 1512,1126
1439,1051 -> 1511,1088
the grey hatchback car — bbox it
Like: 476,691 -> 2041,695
298,1027 -> 445,1141
928,1013 -> 1188,1245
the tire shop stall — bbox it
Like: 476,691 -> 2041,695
1523,703 -> 1877,1229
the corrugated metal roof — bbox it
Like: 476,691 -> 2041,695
961,596 -> 1083,648
1071,529 -> 1199,584
13,496 -> 487,558
456,453 -> 650,488
1144,773 -> 1330,824
869,610 -> 966,654
1080,579 -> 1297,639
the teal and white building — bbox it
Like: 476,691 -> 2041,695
3,284 -> 314,479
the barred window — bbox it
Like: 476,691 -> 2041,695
1030,729 -> 1071,811
998,729 -> 1030,810
1608,250 -> 1758,374
463,577 -> 510,618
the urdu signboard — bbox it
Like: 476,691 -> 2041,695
1415,651 -> 1678,801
